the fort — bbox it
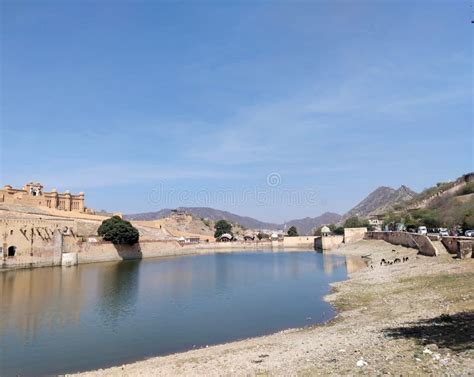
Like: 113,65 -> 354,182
0,182 -> 86,212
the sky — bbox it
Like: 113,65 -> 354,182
1,0 -> 472,223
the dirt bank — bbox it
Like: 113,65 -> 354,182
73,240 -> 474,376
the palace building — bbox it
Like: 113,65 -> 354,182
0,182 -> 85,212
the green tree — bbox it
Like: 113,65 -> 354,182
97,216 -> 139,245
343,216 -> 374,231
257,232 -> 270,240
343,216 -> 363,228
214,220 -> 233,238
333,226 -> 345,235
287,226 -> 299,237
462,208 -> 474,229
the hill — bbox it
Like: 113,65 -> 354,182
342,185 -> 417,220
126,207 -> 341,235
386,172 -> 474,229
283,212 -> 342,235
126,207 -> 281,230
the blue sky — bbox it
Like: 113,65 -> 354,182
1,0 -> 472,223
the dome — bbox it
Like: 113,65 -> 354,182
321,226 -> 331,233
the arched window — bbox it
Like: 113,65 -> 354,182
8,246 -> 16,257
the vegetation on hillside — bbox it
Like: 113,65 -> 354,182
343,216 -> 374,231
98,216 -> 139,245
384,186 -> 474,229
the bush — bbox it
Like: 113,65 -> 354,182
460,182 -> 474,196
410,208 -> 442,228
98,216 -> 139,245
257,232 -> 270,240
343,216 -> 367,228
333,226 -> 345,235
287,226 -> 299,237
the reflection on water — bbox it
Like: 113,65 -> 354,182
0,252 -> 352,376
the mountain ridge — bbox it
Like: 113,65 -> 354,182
342,185 -> 417,220
125,207 -> 341,235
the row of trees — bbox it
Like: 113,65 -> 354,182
384,207 -> 474,230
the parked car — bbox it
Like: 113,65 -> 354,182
417,226 -> 427,235
465,230 -> 474,237
439,230 -> 449,237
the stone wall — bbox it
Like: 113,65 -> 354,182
365,231 -> 438,256
76,239 -> 189,264
343,228 -> 367,244
314,235 -> 344,251
441,237 -> 458,254
457,240 -> 474,259
1,218 -> 76,269
282,236 -> 316,248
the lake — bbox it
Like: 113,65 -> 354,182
0,251 -> 358,376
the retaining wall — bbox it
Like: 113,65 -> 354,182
365,231 -> 438,256
343,228 -> 367,244
441,237 -> 474,255
457,240 -> 474,259
282,236 -> 316,248
314,235 -> 344,251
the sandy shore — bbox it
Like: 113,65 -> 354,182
72,240 -> 474,376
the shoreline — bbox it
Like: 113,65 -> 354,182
72,239 -> 474,376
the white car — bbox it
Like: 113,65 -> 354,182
465,230 -> 474,237
417,226 -> 427,235
439,230 -> 449,237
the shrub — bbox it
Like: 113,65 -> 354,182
333,226 -> 345,235
287,226 -> 299,237
460,182 -> 474,196
97,216 -> 139,245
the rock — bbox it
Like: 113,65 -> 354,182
356,358 -> 368,367
423,348 -> 433,355
425,343 -> 438,351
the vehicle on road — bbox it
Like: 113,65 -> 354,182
465,230 -> 474,237
417,226 -> 427,235
439,230 -> 449,237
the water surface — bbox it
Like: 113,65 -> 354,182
0,251 -> 354,376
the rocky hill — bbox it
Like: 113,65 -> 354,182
284,212 -> 342,235
126,207 -> 281,230
342,185 -> 417,220
126,207 -> 341,235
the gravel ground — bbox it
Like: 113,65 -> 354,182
72,240 -> 474,377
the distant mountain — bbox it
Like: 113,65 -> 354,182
342,185 -> 417,220
283,212 -> 342,235
126,207 -> 341,234
125,207 -> 281,230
